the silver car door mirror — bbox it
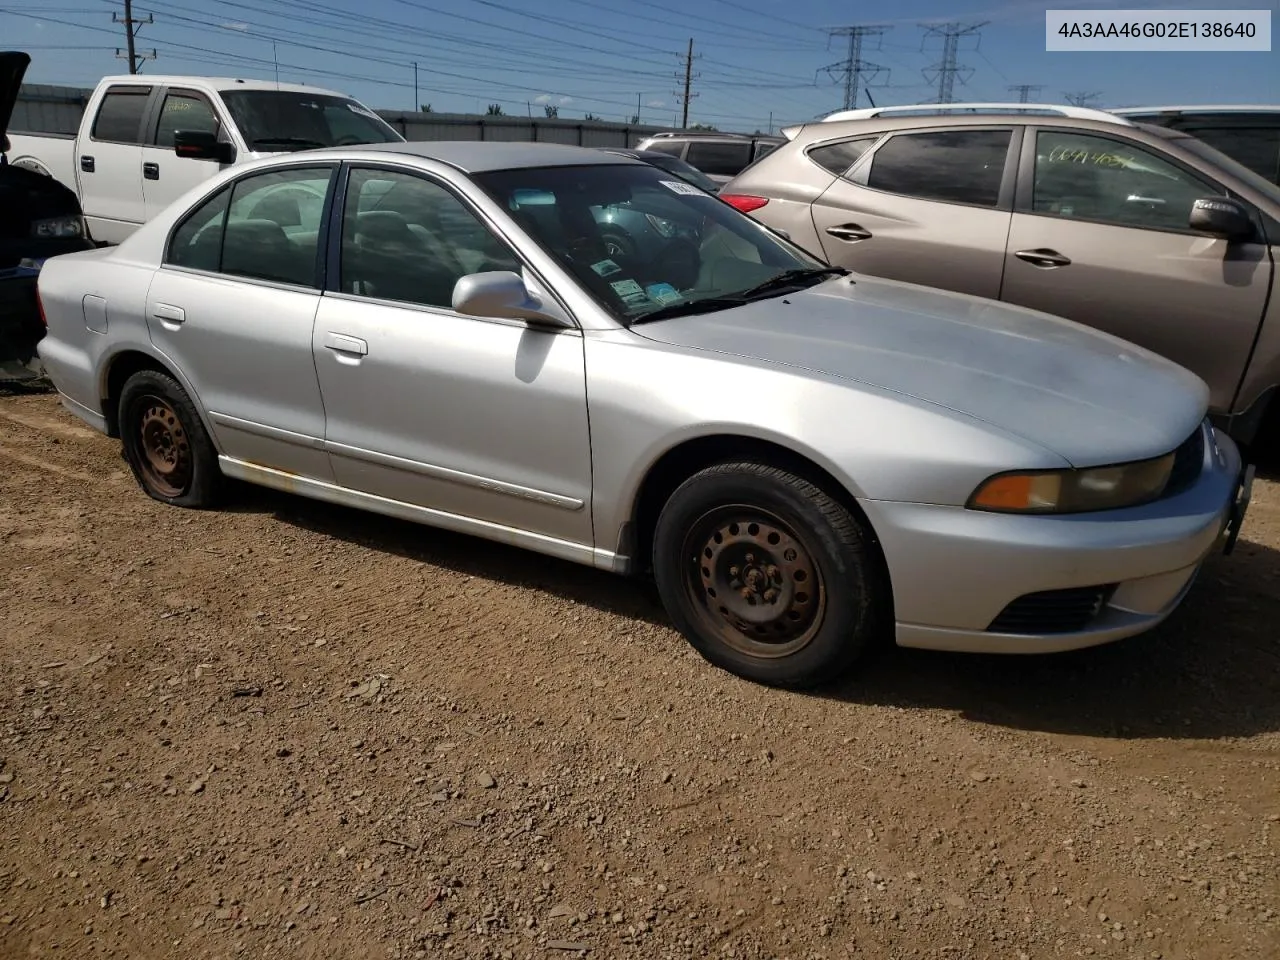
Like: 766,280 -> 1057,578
452,271 -> 574,328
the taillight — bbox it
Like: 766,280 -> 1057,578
720,194 -> 769,214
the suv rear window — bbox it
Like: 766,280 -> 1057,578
685,141 -> 754,177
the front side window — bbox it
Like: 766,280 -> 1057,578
1032,130 -> 1221,232
220,91 -> 402,151
339,167 -> 521,308
92,87 -> 151,143
858,128 -> 1012,206
685,141 -> 754,177
154,92 -> 220,147
473,162 -> 831,324
165,166 -> 332,286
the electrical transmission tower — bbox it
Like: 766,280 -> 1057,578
1007,83 -> 1044,103
919,21 -> 987,103
1064,91 -> 1103,107
673,38 -> 701,128
820,25 -> 891,111
114,0 -> 155,74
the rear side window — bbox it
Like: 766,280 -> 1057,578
859,129 -> 1012,207
92,87 -> 151,144
685,141 -> 754,177
807,137 -> 878,176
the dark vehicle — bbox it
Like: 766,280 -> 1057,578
1112,106 -> 1280,185
588,147 -> 720,258
1,52 -> 94,382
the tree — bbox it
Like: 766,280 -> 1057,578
420,103 -> 433,113
584,112 -> 599,121
486,103 -> 503,115
690,122 -> 717,131
629,114 -> 640,124
543,104 -> 559,118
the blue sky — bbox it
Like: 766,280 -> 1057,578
4,0 -> 1278,131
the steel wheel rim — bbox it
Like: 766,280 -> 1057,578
136,395 -> 192,497
681,504 -> 826,659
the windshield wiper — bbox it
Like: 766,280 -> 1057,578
629,296 -> 748,325
251,137 -> 328,150
736,266 -> 849,300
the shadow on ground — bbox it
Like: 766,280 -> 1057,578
228,482 -> 1280,742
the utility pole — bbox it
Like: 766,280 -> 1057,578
673,38 -> 700,128
1064,90 -> 1103,107
414,62 -> 419,111
1007,83 -> 1044,103
113,0 -> 155,74
820,25 -> 891,111
919,21 -> 987,103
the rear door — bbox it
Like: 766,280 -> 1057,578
999,126 -> 1273,414
807,125 -> 1020,299
76,83 -> 155,243
142,87 -> 234,221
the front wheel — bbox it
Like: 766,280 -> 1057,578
652,461 -> 889,688
118,369 -> 223,508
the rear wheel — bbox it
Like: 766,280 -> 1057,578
652,461 -> 889,688
118,369 -> 223,508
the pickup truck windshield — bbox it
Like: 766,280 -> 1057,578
220,91 -> 402,150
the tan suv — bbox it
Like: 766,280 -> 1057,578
720,103 -> 1280,446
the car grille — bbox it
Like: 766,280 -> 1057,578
987,584 -> 1117,635
1162,423 -> 1206,499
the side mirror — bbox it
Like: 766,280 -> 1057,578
1188,196 -> 1253,241
452,271 -> 574,329
174,130 -> 235,164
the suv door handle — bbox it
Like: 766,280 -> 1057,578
143,162 -> 159,180
825,223 -> 872,242
324,332 -> 368,356
80,155 -> 95,172
1014,248 -> 1072,268
151,303 -> 186,327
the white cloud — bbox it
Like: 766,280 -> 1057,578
646,99 -> 665,108
533,93 -> 553,104
557,95 -> 573,106
221,22 -> 250,31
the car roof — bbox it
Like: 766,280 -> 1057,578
307,140 -> 646,173
94,74 -> 356,99
1112,104 -> 1280,115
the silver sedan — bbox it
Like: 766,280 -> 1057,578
35,141 -> 1253,688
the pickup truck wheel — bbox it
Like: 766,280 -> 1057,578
652,461 -> 889,689
118,369 -> 222,508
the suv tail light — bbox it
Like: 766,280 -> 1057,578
720,194 -> 769,214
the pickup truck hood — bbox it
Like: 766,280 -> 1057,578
0,51 -> 31,139
633,275 -> 1209,466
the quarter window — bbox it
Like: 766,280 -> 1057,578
859,129 -> 1012,206
165,166 -> 332,286
808,136 -> 879,176
91,87 -> 151,144
1031,130 -> 1221,232
154,93 -> 221,147
339,168 -> 520,309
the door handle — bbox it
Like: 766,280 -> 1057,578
825,223 -> 872,242
143,162 -> 159,180
324,332 -> 368,356
80,155 -> 95,173
1013,248 -> 1072,268
151,303 -> 186,325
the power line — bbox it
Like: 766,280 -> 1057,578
113,0 -> 155,73
919,21 -> 987,104
1064,90 -> 1103,107
820,25 -> 890,110
1008,83 -> 1044,103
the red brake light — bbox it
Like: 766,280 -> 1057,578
720,194 -> 769,214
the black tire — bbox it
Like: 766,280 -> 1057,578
118,369 -> 223,508
600,229 -> 637,259
652,461 -> 889,689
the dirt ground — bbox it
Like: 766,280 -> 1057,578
0,389 -> 1277,960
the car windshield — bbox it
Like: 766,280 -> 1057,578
642,153 -> 721,193
472,162 -> 833,324
1175,134 -> 1280,205
220,90 -> 403,151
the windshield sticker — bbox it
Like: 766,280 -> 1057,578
658,179 -> 705,196
346,102 -> 380,119
590,259 -> 622,277
609,278 -> 651,308
644,282 -> 683,305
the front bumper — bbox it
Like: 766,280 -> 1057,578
861,422 -> 1250,654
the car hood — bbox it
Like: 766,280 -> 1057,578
0,51 -> 31,139
632,275 -> 1209,466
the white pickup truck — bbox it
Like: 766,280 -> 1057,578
8,74 -> 405,245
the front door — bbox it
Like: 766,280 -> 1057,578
312,164 -> 594,547
808,126 -> 1018,300
143,87 -> 234,221
1000,127 -> 1274,415
146,162 -> 337,478
77,83 -> 153,243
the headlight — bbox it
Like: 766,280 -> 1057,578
644,213 -> 679,238
967,452 -> 1175,514
31,215 -> 85,239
